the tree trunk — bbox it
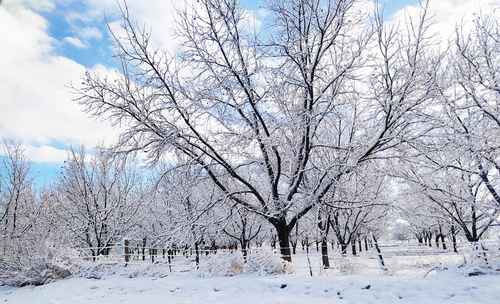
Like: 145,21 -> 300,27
451,225 -> 458,253
195,242 -> 200,268
141,237 -> 147,261
271,234 -> 277,249
358,239 -> 362,253
124,240 -> 130,264
351,240 -> 357,256
321,237 -> 330,269
167,249 -> 173,272
372,234 -> 387,271
340,243 -> 347,255
440,234 -> 447,250
275,222 -> 292,262
150,248 -> 155,263
241,240 -> 248,262
364,237 -> 368,251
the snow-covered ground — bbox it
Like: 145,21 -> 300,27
1,268 -> 500,304
1,247 -> 499,304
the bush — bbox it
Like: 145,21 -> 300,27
335,256 -> 357,274
199,252 -> 245,277
0,263 -> 72,287
0,242 -> 79,287
246,247 -> 294,275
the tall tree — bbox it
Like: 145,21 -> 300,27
76,0 -> 438,261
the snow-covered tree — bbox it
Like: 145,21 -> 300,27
54,148 -> 144,260
76,0 -> 438,261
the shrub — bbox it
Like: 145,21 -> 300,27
246,247 -> 294,275
199,252 -> 245,277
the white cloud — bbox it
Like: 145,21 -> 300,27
391,0 -> 499,43
64,11 -> 91,24
78,26 -> 102,41
2,0 -> 498,166
3,0 -> 55,12
0,3 -> 118,159
63,36 -> 87,48
24,144 -> 68,163
0,142 -> 67,163
86,0 -> 188,52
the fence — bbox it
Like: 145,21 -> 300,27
67,240 -> 500,276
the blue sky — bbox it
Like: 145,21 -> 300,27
0,0 -> 423,187
41,0 -> 414,69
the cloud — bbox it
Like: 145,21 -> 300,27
390,0 -> 499,42
2,0 -> 498,167
24,144 -> 68,163
0,142 -> 67,163
3,0 -> 55,12
63,36 -> 87,48
85,0 -> 189,52
0,3 -> 118,155
78,26 -> 102,41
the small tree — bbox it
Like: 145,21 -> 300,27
222,208 -> 262,261
55,148 -> 143,260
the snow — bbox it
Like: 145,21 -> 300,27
2,251 -> 500,304
1,269 -> 500,304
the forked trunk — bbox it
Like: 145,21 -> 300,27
340,243 -> 347,254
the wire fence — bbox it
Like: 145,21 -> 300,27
62,240 -> 500,276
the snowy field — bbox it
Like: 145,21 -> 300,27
1,266 -> 500,304
2,246 -> 500,304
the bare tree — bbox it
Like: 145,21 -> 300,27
0,141 -> 53,268
222,207 -> 262,261
75,0 -> 438,261
55,148 -> 143,260
0,141 -> 33,242
400,165 -> 497,244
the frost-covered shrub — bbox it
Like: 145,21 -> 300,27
0,263 -> 72,287
124,264 -> 170,279
463,242 -> 491,268
458,242 -> 500,276
199,252 -> 245,277
246,247 -> 294,275
335,257 -> 357,274
79,263 -> 118,279
0,242 -> 79,287
78,262 -> 171,280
